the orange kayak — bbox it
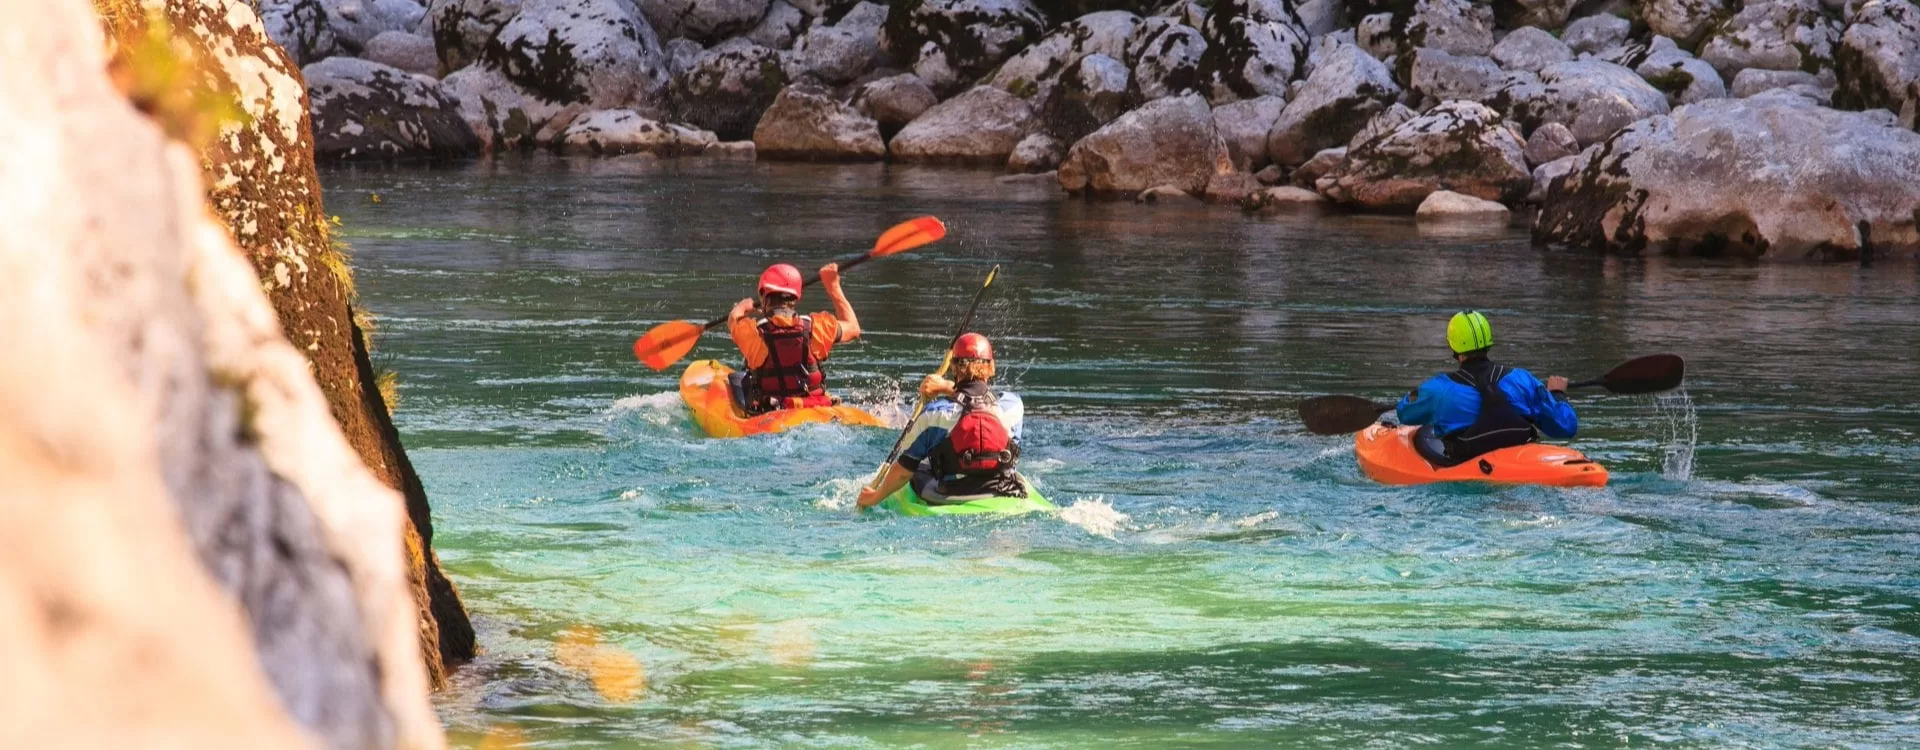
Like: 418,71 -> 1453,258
677,360 -> 887,438
1354,424 -> 1608,487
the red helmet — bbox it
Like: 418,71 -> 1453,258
952,332 -> 994,361
758,264 -> 804,298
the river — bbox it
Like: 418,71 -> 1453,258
324,157 -> 1920,748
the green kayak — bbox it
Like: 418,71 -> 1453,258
881,475 -> 1057,517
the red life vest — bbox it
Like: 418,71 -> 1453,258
749,316 -> 828,411
948,394 -> 1016,474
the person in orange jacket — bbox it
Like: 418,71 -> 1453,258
726,262 -> 862,414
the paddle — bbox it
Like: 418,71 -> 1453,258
1296,353 -> 1687,436
869,264 -> 1000,489
630,216 -> 948,370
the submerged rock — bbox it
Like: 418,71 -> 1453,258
890,86 -> 1040,164
1245,184 -> 1332,211
1059,93 -> 1232,197
304,57 -> 481,161
752,85 -> 887,160
1416,189 -> 1512,221
558,109 -> 719,155
1537,95 -> 1920,259
1320,100 -> 1531,210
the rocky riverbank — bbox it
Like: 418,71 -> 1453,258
275,0 -> 1920,258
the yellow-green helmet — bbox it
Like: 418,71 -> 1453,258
1447,310 -> 1494,354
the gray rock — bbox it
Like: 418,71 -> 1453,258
851,73 -> 938,137
663,37 -> 703,78
1060,93 -> 1233,196
304,56 -> 479,161
881,0 -> 1049,95
1291,145 -> 1347,186
752,84 -> 887,160
1835,0 -> 1920,128
1008,132 -> 1068,172
363,30 -> 440,76
1561,14 -> 1630,55
484,0 -> 667,109
1204,171 -> 1265,203
890,85 -> 1040,164
1296,0 -> 1344,36
1347,102 -> 1416,150
1642,0 -> 1730,48
1522,120 -> 1578,165
1040,53 -> 1135,143
1416,189 -> 1511,221
1536,95 -> 1920,259
793,17 -> 881,84
639,0 -> 771,44
1490,26 -> 1572,73
990,11 -> 1145,99
263,0 -> 428,64
669,38 -> 787,140
1129,18 -> 1209,100
1320,100 -> 1532,210
1246,184 -> 1332,211
426,0 -> 523,71
1635,44 -> 1727,105
1493,0 -> 1579,30
1496,59 -> 1670,146
1266,43 -> 1401,166
745,0 -> 807,49
1699,0 -> 1841,79
1153,0 -> 1210,29
557,108 -> 718,154
1406,0 -> 1496,56
1256,163 -> 1284,183
442,61 -> 568,148
1355,12 -> 1396,60
1526,153 -> 1578,202
1212,94 -> 1287,170
1409,47 -> 1506,106
1730,68 -> 1835,103
1198,0 -> 1311,102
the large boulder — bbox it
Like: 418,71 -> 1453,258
1527,154 -> 1578,202
1561,13 -> 1629,55
1212,94 -> 1286,169
1197,0 -> 1311,102
1522,120 -> 1577,165
1039,53 -> 1135,143
753,84 -> 888,160
1128,18 -> 1209,100
303,57 -> 481,161
1536,95 -> 1920,259
881,0 -> 1050,95
427,0 -> 524,72
746,0 -> 808,48
441,64 -> 569,149
1403,0 -> 1496,56
1490,26 -> 1571,73
1632,38 -> 1728,106
482,0 -> 668,110
639,0 -> 772,44
1347,101 -> 1415,149
1319,100 -> 1532,210
1492,0 -> 1578,30
990,10 -> 1145,98
791,15 -> 884,84
669,38 -> 788,140
1494,60 -> 1670,146
1266,43 -> 1401,166
1416,189 -> 1511,221
1291,145 -> 1347,186
1008,132 -> 1068,172
556,108 -> 718,154
1699,0 -> 1841,79
890,85 -> 1040,164
1640,0 -> 1730,48
363,30 -> 441,76
262,0 -> 429,64
1059,93 -> 1234,196
851,73 -> 939,137
1409,47 -> 1507,106
1731,68 -> 1833,101
1835,0 -> 1920,128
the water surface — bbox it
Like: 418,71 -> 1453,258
325,158 -> 1920,748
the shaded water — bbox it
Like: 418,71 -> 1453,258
325,158 -> 1920,748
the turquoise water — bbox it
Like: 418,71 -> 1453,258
326,158 -> 1920,747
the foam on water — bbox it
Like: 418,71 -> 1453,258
1060,496 -> 1130,538
1653,388 -> 1699,481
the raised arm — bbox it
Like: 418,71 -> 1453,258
821,263 -> 861,341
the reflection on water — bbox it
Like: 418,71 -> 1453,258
326,158 -> 1920,747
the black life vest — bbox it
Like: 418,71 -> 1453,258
1441,359 -> 1538,459
747,316 -> 825,410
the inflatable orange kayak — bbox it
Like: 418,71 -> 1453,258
678,360 -> 887,438
1354,424 -> 1608,487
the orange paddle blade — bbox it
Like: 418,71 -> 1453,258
872,216 -> 947,257
632,320 -> 706,371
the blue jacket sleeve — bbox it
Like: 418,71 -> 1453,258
897,426 -> 946,470
1394,375 -> 1445,427
1510,369 -> 1578,439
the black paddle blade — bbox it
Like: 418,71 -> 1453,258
1597,353 -> 1686,394
1298,395 -> 1395,435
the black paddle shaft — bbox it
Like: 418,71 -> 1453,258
877,265 -> 1001,472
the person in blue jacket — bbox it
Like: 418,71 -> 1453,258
1396,311 -> 1578,466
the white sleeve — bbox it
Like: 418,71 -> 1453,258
998,393 -> 1024,441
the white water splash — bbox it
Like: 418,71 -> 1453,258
1061,497 -> 1130,539
1652,387 -> 1699,481
813,476 -> 867,511
607,391 -> 684,426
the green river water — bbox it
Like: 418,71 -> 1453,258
324,158 -> 1920,748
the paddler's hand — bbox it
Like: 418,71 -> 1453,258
730,298 -> 755,320
1545,375 -> 1568,393
819,262 -> 841,289
856,485 -> 885,507
919,374 -> 955,400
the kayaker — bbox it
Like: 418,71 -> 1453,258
727,262 -> 863,415
857,333 -> 1025,507
1396,311 -> 1578,466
